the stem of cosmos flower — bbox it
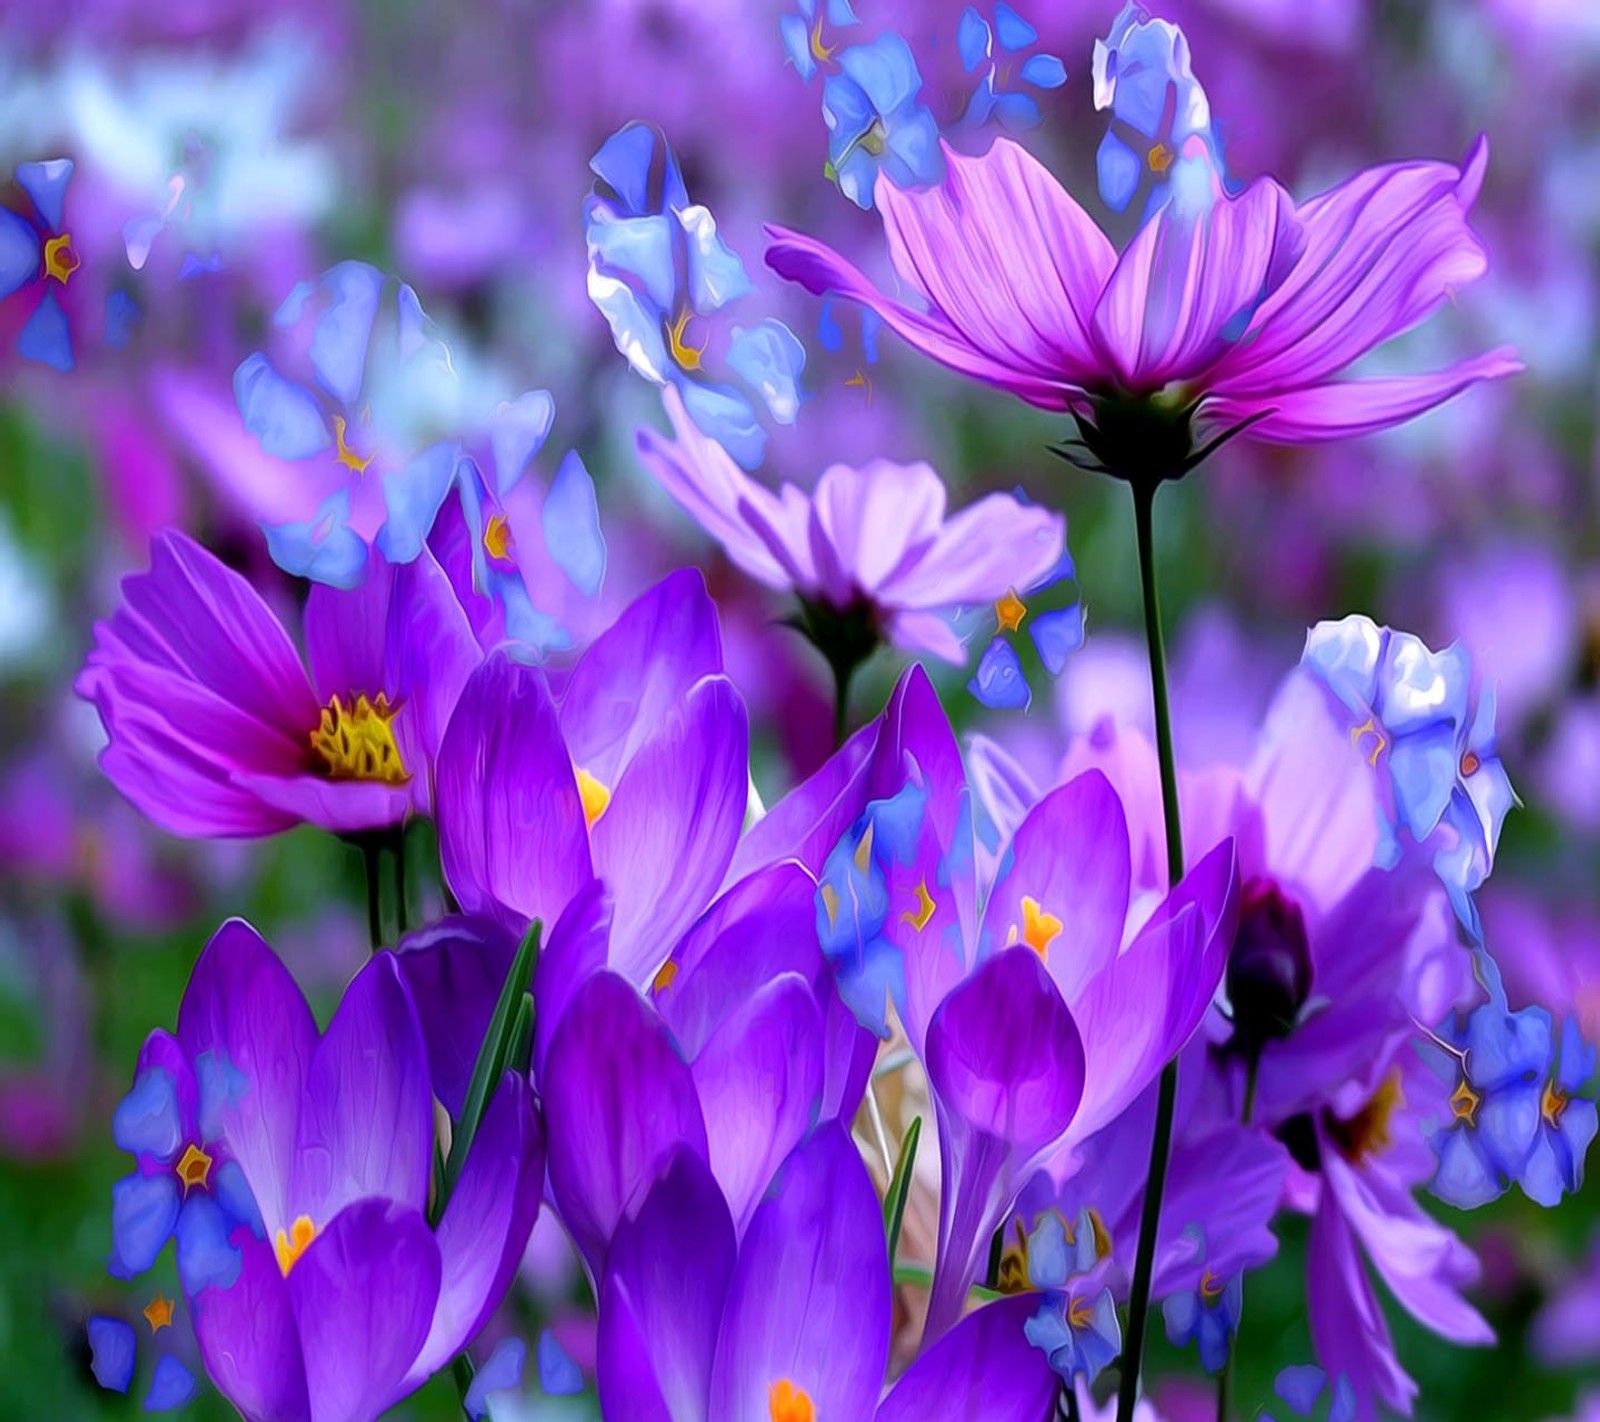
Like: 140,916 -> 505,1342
833,662 -> 855,748
361,838 -> 383,951
1215,1056 -> 1262,1422
1116,478 -> 1186,1422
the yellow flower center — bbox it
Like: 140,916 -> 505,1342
1068,1295 -> 1096,1328
175,1142 -> 213,1193
332,415 -> 374,474
651,959 -> 679,995
274,1215 -> 317,1276
995,588 -> 1027,633
1200,1268 -> 1225,1301
995,1218 -> 1031,1294
575,767 -> 612,828
43,232 -> 79,283
1460,750 -> 1481,778
769,1380 -> 814,1422
808,14 -> 835,63
1331,1069 -> 1405,1163
1148,142 -> 1174,174
1349,715 -> 1386,767
143,1293 -> 175,1333
310,693 -> 410,786
1542,1080 -> 1569,1128
667,307 -> 707,371
484,513 -> 513,562
1449,1079 -> 1481,1127
1007,896 -> 1062,963
901,877 -> 937,932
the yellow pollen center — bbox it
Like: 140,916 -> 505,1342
1332,1068 -> 1405,1163
310,693 -> 410,786
143,1293 -> 175,1333
484,513 -> 513,561
769,1380 -> 815,1422
853,820 -> 876,875
1020,896 -> 1062,962
809,14 -> 835,63
667,307 -> 707,371
576,767 -> 612,828
44,232 -> 79,283
859,120 -> 888,158
1350,716 -> 1386,767
1460,750 -> 1481,778
1148,143 -> 1174,174
652,960 -> 679,995
1200,1268 -> 1224,1301
1450,1080 -> 1481,1126
275,1215 -> 317,1276
995,588 -> 1027,633
332,415 -> 374,474
1088,1207 -> 1113,1259
819,880 -> 841,931
175,1142 -> 213,1192
995,1218 -> 1030,1294
1068,1295 -> 1095,1329
902,877 -> 937,932
1542,1080 -> 1569,1127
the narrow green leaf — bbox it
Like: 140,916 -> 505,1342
507,992 -> 535,1077
882,1115 -> 922,1270
441,919 -> 541,1206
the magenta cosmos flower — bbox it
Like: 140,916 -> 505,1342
76,532 -> 479,838
635,385 -> 1064,663
766,137 -> 1518,458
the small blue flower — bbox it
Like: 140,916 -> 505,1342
144,1355 -> 199,1412
1092,4 -> 1226,220
464,1336 -> 528,1418
964,538 -> 1083,712
586,123 -> 807,469
780,0 -> 860,81
87,1316 -> 137,1394
1,159 -> 81,371
537,1329 -> 584,1396
822,35 -> 944,209
1271,1364 -> 1357,1422
1163,1268 -> 1243,1373
1017,1211 -> 1121,1388
956,5 -> 1068,134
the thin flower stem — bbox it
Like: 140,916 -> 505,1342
362,838 -> 384,952
1116,480 -> 1186,1422
1215,1056 -> 1262,1422
833,662 -> 854,748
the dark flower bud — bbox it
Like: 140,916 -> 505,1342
1226,878 -> 1313,1054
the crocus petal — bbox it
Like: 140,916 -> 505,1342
407,1073 -> 545,1385
690,973 -> 825,1236
290,954 -> 433,1227
558,569 -> 725,784
924,947 -> 1086,1338
709,1123 -> 890,1422
436,651 -> 594,930
177,920 -> 318,1241
599,1147 -> 737,1422
594,677 -> 749,985
980,770 -> 1133,1004
543,971 -> 709,1275
533,877 -> 615,1080
192,1233 -> 310,1422
875,1295 -> 1058,1422
288,1199 -> 442,1422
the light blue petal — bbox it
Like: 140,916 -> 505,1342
833,145 -> 880,210
1301,616 -> 1383,720
233,353 -> 332,461
588,212 -> 679,314
590,123 -> 670,216
263,491 -> 369,590
1557,1016 -> 1598,1094
781,14 -> 818,80
994,3 -> 1039,50
176,1193 -> 243,1294
817,299 -> 844,352
87,1317 -> 136,1394
16,158 -> 73,230
1329,1374 -> 1357,1422
1388,724 -> 1459,841
826,0 -> 859,25
838,34 -> 922,117
1021,53 -> 1068,87
144,1356 -> 199,1413
109,1172 -> 181,1279
194,1050 -> 249,1144
537,1329 -> 583,1396
1196,1308 -> 1232,1373
378,441 -> 462,563
862,309 -> 882,363
993,91 -> 1043,133
112,1068 -> 184,1165
274,277 -> 317,326
397,281 -> 429,358
1378,632 -> 1470,736
17,289 -> 74,372
542,449 -> 606,597
968,637 -> 1030,710
104,290 -> 141,349
885,108 -> 945,189
1024,1212 -> 1070,1289
308,261 -> 384,405
178,251 -> 226,281
679,379 -> 767,469
680,204 -> 751,313
490,390 -> 557,496
1162,1289 -> 1200,1345
1096,131 -> 1143,215
498,573 -> 571,656
823,74 -> 876,158
958,8 -> 992,72
211,1158 -> 264,1239
1274,1365 -> 1326,1416
835,933 -> 904,1040
0,209 -> 40,299
465,1337 -> 527,1419
588,268 -> 673,383
728,319 -> 807,425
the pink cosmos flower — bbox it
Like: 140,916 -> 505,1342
766,136 -> 1519,449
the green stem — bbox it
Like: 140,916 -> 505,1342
1116,480 -> 1186,1422
451,1352 -> 475,1418
361,839 -> 384,952
833,662 -> 855,748
1215,1057 -> 1261,1422
393,825 -> 410,937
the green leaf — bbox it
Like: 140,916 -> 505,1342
882,1115 -> 922,1270
439,919 -> 541,1211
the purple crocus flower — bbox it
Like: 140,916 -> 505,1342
77,531 -> 479,839
177,920 -> 543,1422
766,134 -> 1518,444
635,384 -> 1064,663
435,569 -> 749,986
595,1127 -> 1060,1422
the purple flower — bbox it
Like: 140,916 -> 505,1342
767,134 -> 1518,446
77,532 -> 480,839
178,920 -> 544,1422
434,570 -> 749,987
636,384 -> 1064,663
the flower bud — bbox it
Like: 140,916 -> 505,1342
1226,878 -> 1313,1054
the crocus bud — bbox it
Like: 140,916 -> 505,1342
1226,878 -> 1313,1054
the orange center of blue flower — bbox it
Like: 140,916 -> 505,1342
1349,715 -> 1386,766
311,693 -> 410,785
175,1142 -> 212,1193
1199,1268 -> 1225,1301
1460,750 -> 1481,778
332,415 -> 374,474
1450,1079 -> 1481,1126
901,877 -> 936,931
995,588 -> 1027,633
143,1293 -> 175,1333
667,307 -> 707,371
769,1379 -> 814,1422
1542,1080 -> 1569,1127
274,1215 -> 317,1276
484,514 -> 513,562
43,232 -> 79,283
